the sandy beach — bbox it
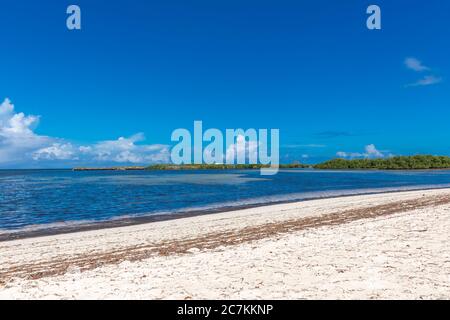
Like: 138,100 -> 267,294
1,188 -> 449,299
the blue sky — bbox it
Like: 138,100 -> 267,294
0,0 -> 449,167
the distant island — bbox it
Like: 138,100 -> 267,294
73,166 -> 148,171
73,163 -> 310,171
73,155 -> 450,171
314,155 -> 450,170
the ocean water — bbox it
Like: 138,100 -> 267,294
1,169 -> 450,235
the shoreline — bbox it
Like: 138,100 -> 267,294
2,184 -> 450,242
1,188 -> 450,299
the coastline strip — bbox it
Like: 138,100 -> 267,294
1,191 -> 449,285
2,185 -> 450,242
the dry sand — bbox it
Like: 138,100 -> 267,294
1,188 -> 449,299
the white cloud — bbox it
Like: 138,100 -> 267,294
0,98 -> 170,168
33,143 -> 77,161
364,144 -> 384,157
0,98 -> 51,165
404,57 -> 442,87
82,134 -> 170,164
336,144 -> 387,159
406,75 -> 442,87
0,98 -> 14,116
0,98 -> 40,135
404,57 -> 430,72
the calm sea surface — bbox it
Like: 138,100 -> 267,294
1,169 -> 450,234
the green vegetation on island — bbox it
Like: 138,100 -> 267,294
73,163 -> 310,171
73,155 -> 450,171
313,155 -> 450,170
146,163 -> 310,170
73,166 -> 146,171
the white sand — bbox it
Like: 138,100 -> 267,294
1,189 -> 450,299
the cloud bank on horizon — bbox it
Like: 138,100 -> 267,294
0,99 -> 273,168
0,98 -> 170,168
336,144 -> 391,159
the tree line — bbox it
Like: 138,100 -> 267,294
313,155 -> 450,170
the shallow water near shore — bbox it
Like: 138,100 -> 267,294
1,169 -> 450,235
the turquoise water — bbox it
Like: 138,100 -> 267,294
1,169 -> 450,234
